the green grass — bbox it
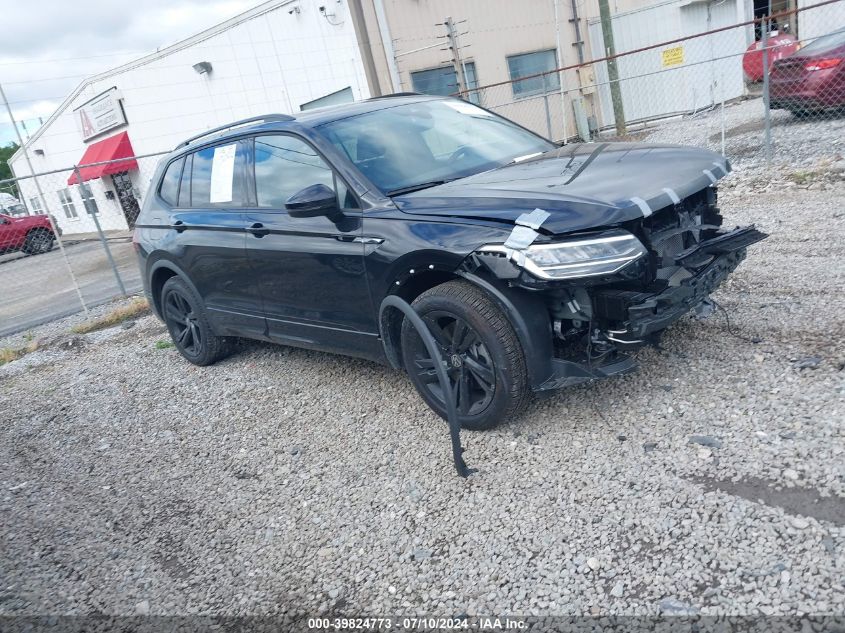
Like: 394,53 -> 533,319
0,340 -> 39,366
155,340 -> 175,350
786,170 -> 823,186
71,297 -> 149,334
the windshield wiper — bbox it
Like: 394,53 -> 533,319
386,179 -> 454,196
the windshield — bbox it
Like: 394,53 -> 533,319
317,99 -> 555,195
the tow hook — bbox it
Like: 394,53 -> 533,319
694,297 -> 716,320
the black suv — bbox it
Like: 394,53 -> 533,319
135,95 -> 765,430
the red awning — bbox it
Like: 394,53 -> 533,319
67,131 -> 138,185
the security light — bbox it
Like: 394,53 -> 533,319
192,61 -> 213,75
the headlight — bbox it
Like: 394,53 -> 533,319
480,230 -> 647,280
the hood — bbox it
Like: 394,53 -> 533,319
392,142 -> 730,234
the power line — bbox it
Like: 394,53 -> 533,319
0,51 -> 146,66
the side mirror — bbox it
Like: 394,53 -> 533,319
285,184 -> 338,218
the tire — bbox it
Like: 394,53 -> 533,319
788,107 -> 821,119
23,229 -> 54,255
400,280 -> 529,431
160,276 -> 233,366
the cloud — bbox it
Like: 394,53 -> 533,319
0,0 -> 258,145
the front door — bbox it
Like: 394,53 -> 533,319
111,171 -> 141,227
243,134 -> 378,359
0,215 -> 25,253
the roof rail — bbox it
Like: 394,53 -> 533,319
175,114 -> 294,149
366,92 -> 423,101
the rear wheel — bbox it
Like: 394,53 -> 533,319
23,229 -> 54,255
400,280 -> 529,431
161,277 -> 232,366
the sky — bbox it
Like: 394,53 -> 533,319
0,0 -> 261,146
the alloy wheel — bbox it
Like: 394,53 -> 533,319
31,232 -> 51,253
411,311 -> 496,416
164,290 -> 203,356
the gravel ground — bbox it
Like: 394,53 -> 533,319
1,111 -> 844,620
639,97 -> 845,174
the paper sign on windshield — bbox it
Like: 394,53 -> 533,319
209,144 -> 237,203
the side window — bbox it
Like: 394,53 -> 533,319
189,142 -> 247,207
254,135 -> 357,210
159,157 -> 183,206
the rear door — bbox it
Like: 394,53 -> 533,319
243,133 -> 378,358
168,140 -> 265,338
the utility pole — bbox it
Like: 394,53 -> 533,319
598,0 -> 626,136
553,0 -> 570,143
444,17 -> 468,96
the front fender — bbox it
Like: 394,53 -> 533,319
456,271 -> 554,390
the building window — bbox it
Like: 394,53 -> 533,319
506,49 -> 560,98
58,188 -> 78,219
411,63 -> 480,104
79,185 -> 100,215
300,87 -> 354,111
29,197 -> 43,214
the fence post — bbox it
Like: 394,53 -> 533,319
74,165 -> 127,298
543,93 -> 553,140
0,81 -> 90,320
762,13 -> 773,163
599,0 -> 626,136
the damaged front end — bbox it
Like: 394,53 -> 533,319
462,187 -> 767,392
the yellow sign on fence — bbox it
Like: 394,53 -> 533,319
662,45 -> 685,67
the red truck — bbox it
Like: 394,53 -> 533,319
0,213 -> 58,256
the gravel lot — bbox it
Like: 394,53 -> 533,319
1,105 -> 843,620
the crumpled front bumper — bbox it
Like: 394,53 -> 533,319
536,225 -> 767,392
591,225 -> 767,343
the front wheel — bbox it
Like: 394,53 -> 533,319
23,229 -> 54,255
400,280 -> 529,431
161,276 -> 233,366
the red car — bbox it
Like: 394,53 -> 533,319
0,213 -> 57,256
770,29 -> 845,115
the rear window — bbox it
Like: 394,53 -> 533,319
798,28 -> 845,56
158,157 -> 183,206
187,142 -> 247,207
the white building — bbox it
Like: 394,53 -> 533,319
10,0 -> 370,236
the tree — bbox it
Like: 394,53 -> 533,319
0,142 -> 20,198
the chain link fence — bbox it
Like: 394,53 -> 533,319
0,153 -> 165,337
456,0 -> 845,164
2,0 -> 843,338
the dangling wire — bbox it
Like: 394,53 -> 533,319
711,299 -> 763,344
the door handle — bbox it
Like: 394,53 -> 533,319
246,222 -> 269,238
171,220 -> 186,232
350,236 -> 384,245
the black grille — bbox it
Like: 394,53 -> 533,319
639,190 -> 723,283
